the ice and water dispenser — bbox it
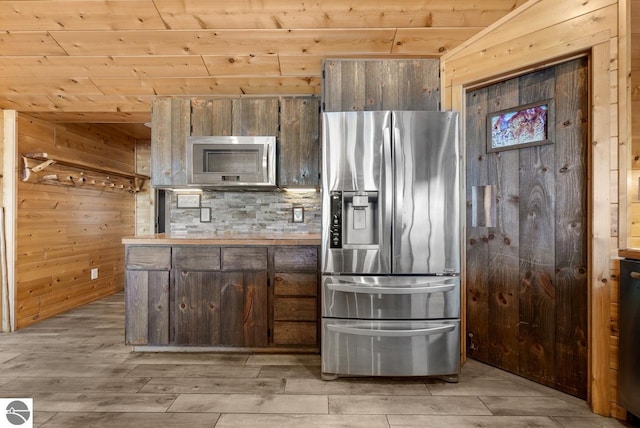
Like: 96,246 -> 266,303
329,190 -> 379,249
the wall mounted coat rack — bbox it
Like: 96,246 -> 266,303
21,152 -> 149,193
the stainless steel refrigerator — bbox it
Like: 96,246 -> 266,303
321,110 -> 461,380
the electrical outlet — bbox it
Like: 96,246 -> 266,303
91,268 -> 98,280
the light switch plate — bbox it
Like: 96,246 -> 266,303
91,268 -> 98,280
200,207 -> 211,222
292,206 -> 304,223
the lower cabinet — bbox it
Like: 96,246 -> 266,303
173,271 -> 269,347
272,246 -> 319,346
173,270 -> 269,347
172,246 -> 219,345
173,270 -> 221,346
124,244 -> 318,350
125,246 -> 171,345
173,246 -> 269,347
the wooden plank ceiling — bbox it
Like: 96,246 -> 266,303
0,0 -> 525,138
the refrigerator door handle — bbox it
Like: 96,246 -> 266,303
327,324 -> 456,337
326,282 -> 456,294
382,126 -> 393,262
392,124 -> 403,236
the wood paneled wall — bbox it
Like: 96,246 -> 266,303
135,140 -> 154,236
441,0 -> 624,417
0,113 -> 4,330
629,1 -> 640,247
15,115 -> 137,328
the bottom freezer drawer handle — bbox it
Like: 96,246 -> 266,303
327,324 -> 455,337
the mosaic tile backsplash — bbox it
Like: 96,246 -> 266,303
170,190 -> 321,234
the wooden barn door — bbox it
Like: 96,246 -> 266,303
465,57 -> 588,398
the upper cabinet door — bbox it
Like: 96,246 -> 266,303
153,96 -> 315,188
191,99 -> 232,136
232,98 -> 279,136
322,59 -> 440,112
151,98 -> 190,187
278,96 -> 320,188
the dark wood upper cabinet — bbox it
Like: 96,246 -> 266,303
151,98 -> 191,187
151,95 -> 320,189
232,98 -> 279,136
191,99 -> 232,136
322,59 -> 440,112
152,97 -> 279,188
278,96 -> 320,188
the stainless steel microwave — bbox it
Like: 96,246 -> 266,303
186,135 -> 276,188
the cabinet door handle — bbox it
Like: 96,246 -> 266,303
630,272 -> 640,279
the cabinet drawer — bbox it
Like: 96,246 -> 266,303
274,273 -> 317,296
173,247 -> 221,271
126,246 -> 171,270
273,321 -> 317,345
274,297 -> 317,321
273,246 -> 317,271
222,247 -> 268,271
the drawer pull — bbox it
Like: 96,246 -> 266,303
327,324 -> 455,337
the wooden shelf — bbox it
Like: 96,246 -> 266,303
21,152 -> 150,193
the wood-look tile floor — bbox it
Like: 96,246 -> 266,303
0,293 -> 631,428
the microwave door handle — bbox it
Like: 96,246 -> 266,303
325,282 -> 456,294
327,324 -> 456,337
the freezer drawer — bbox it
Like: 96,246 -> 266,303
321,319 -> 460,377
322,275 -> 460,319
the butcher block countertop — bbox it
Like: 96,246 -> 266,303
619,249 -> 640,260
122,232 -> 321,246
